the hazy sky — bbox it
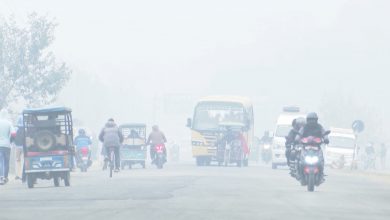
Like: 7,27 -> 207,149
1,0 -> 389,137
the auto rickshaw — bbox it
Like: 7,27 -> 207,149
22,107 -> 73,188
119,123 -> 147,169
216,123 -> 247,167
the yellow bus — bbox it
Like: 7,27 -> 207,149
187,96 -> 254,166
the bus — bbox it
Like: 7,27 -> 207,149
187,96 -> 254,166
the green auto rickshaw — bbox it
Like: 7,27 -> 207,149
119,123 -> 147,169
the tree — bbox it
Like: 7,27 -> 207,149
0,13 -> 71,109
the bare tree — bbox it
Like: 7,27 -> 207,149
0,13 -> 71,109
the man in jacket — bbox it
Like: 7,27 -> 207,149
99,119 -> 123,172
0,109 -> 13,184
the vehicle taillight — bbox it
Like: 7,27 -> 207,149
80,147 -> 89,156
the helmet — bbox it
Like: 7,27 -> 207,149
78,129 -> 86,135
306,112 -> 318,124
152,125 -> 159,131
292,119 -> 298,129
108,118 -> 115,122
296,117 -> 306,128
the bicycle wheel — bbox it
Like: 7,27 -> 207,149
109,150 -> 115,178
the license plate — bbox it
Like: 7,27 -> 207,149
40,157 -> 53,161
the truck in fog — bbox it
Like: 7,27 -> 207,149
187,96 -> 254,166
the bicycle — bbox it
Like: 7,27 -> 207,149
107,146 -> 116,178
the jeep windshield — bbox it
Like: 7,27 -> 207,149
192,102 -> 245,131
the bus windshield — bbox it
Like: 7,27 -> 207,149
193,102 -> 245,131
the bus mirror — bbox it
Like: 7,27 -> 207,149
186,118 -> 192,128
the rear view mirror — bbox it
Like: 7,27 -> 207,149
186,118 -> 192,128
324,130 -> 331,136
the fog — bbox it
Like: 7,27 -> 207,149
2,1 -> 390,219
2,0 -> 390,139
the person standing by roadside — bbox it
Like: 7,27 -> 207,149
380,143 -> 388,169
13,115 -> 24,181
0,109 -> 13,185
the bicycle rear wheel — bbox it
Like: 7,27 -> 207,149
109,150 -> 115,178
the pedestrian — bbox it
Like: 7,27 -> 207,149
380,143 -> 388,169
0,109 -> 14,185
14,115 -> 25,180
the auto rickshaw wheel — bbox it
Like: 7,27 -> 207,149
54,176 -> 60,187
64,172 -> 70,187
33,130 -> 56,151
27,174 -> 34,189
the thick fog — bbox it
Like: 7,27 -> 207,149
2,0 -> 390,140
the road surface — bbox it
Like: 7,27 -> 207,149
0,162 -> 389,220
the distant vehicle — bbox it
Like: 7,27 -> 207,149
272,106 -> 305,169
22,107 -> 73,188
187,96 -> 254,166
325,128 -> 356,168
154,144 -> 166,169
216,123 -> 248,167
119,124 -> 147,169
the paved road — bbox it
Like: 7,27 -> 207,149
0,162 -> 389,220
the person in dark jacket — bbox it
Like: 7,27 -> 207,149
285,118 -> 306,166
99,119 -> 123,172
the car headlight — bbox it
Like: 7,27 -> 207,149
305,156 -> 319,165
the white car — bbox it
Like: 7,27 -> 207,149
325,128 -> 356,168
271,107 -> 305,169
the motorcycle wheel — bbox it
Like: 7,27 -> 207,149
307,174 -> 315,192
54,176 -> 60,187
157,159 -> 163,169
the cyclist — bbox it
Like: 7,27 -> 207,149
99,118 -> 123,172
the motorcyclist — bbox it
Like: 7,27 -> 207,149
74,129 -> 92,166
146,125 -> 167,164
297,112 -> 329,182
286,119 -> 302,166
99,118 -> 124,172
260,131 -> 273,144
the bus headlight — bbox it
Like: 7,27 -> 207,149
192,141 -> 204,146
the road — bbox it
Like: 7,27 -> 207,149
0,162 -> 389,220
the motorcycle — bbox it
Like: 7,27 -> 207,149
261,143 -> 272,164
154,144 -> 166,169
298,131 -> 330,192
76,147 -> 92,172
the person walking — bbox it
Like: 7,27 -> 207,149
0,109 -> 13,185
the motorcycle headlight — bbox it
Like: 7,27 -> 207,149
263,144 -> 271,150
304,156 -> 319,165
